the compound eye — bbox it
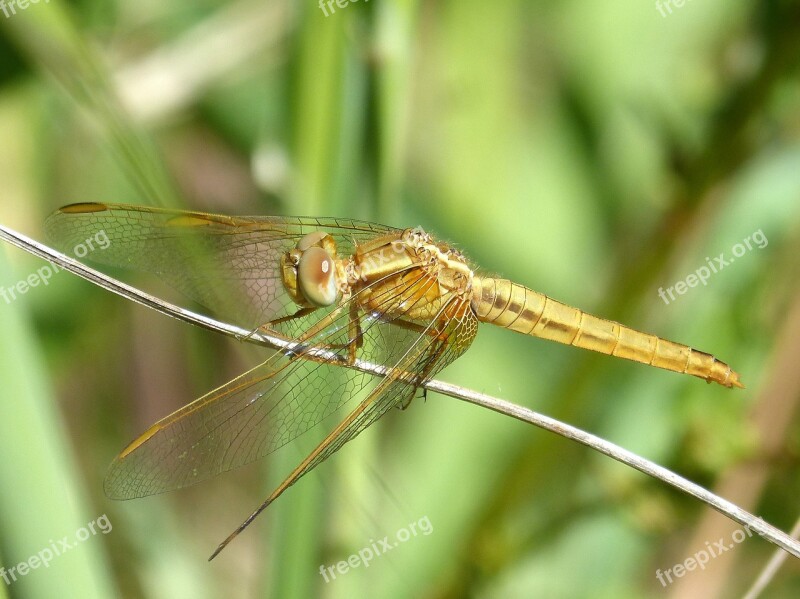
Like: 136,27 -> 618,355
298,247 -> 338,307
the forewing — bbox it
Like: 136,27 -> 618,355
104,262 -> 473,499
44,202 -> 398,331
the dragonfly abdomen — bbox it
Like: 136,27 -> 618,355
471,277 -> 743,388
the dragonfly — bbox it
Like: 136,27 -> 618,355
44,202 -> 744,559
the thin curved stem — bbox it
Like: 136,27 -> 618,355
2,223 -> 799,560
743,515 -> 800,598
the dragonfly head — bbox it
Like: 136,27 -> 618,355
281,231 -> 341,308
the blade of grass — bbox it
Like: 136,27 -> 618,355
0,248 -> 116,599
0,5 -> 179,207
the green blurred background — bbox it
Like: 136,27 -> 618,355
0,1 -> 799,597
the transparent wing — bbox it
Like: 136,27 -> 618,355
44,202 -> 399,331
291,295 -> 478,481
210,292 -> 478,557
104,260 -> 476,499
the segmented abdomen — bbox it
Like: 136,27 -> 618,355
471,277 -> 743,388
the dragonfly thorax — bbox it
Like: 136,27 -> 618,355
350,228 -> 475,321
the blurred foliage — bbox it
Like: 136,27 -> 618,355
0,0 -> 799,598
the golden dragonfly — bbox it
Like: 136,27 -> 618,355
45,202 -> 743,559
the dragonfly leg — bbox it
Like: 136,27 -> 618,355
394,317 -> 450,411
297,303 -> 349,343
346,302 -> 363,366
397,393 -> 415,411
398,386 -> 429,411
238,307 -> 318,342
251,302 -> 363,363
388,317 -> 429,337
263,307 -> 318,329
300,304 -> 363,362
